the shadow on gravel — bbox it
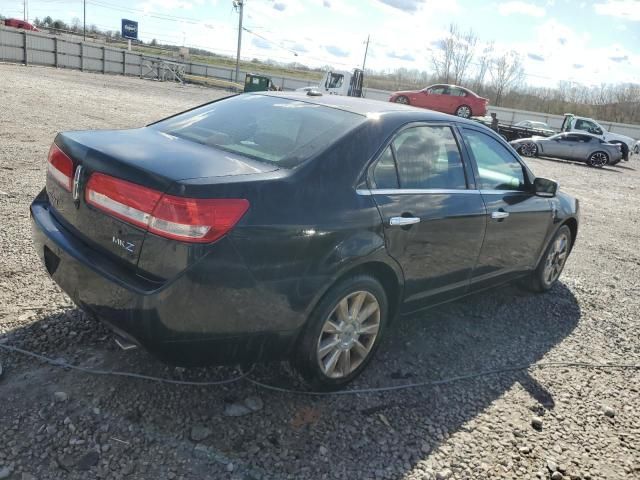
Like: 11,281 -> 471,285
535,156 -> 622,173
1,282 -> 580,479
613,163 -> 637,171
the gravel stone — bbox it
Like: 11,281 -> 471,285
0,467 -> 11,479
551,472 -> 564,480
77,451 -> 99,471
602,405 -> 615,418
531,416 -> 543,430
436,469 -> 452,480
53,392 -> 68,402
190,425 -> 212,442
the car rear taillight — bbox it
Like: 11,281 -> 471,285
85,173 -> 249,243
47,144 -> 74,191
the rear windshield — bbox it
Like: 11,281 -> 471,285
150,94 -> 365,168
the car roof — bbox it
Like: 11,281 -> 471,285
257,91 -> 472,123
558,131 -> 601,139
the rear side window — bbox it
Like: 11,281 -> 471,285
462,129 -> 527,191
372,126 -> 467,190
151,95 -> 364,168
372,147 -> 398,189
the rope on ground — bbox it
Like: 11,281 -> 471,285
1,342 -> 639,395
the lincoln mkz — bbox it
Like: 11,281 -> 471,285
31,93 -> 579,389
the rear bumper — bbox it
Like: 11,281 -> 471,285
30,191 -> 301,366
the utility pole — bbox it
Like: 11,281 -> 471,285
233,0 -> 244,83
83,0 -> 86,40
23,0 -> 27,21
362,34 -> 370,71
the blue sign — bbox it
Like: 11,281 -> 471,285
121,19 -> 138,40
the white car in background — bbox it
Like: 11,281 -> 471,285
514,120 -> 555,135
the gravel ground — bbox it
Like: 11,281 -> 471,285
0,63 -> 639,480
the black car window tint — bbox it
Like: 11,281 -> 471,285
372,146 -> 399,189
152,95 -> 364,168
392,126 -> 467,190
462,129 -> 526,191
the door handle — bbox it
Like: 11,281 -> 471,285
491,211 -> 510,220
390,216 -> 421,226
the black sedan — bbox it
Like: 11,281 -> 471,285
31,92 -> 579,390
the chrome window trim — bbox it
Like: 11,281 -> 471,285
479,189 -> 529,195
356,188 -> 530,196
356,188 -> 481,196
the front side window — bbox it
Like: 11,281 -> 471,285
389,126 -> 467,190
574,119 -> 600,134
462,129 -> 527,191
560,134 -> 579,142
326,73 -> 344,89
151,95 -> 364,168
427,86 -> 448,95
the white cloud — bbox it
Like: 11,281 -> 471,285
498,1 -> 545,17
594,0 -> 640,21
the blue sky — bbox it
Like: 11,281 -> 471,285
3,0 -> 640,87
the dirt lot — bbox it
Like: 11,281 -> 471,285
0,64 -> 639,480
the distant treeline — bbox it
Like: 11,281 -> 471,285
11,15 -> 640,124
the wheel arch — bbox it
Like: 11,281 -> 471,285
562,217 -> 578,252
304,259 -> 404,328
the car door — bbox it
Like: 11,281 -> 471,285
459,127 -> 553,289
421,86 -> 449,112
542,134 -> 576,159
365,124 -> 487,312
570,134 -> 594,160
447,87 -> 466,114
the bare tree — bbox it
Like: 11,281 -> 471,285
451,28 -> 477,84
431,24 -> 457,83
489,51 -> 525,106
472,42 -> 493,92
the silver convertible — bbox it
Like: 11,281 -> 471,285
510,132 -> 623,168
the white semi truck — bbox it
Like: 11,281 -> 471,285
298,69 -> 365,97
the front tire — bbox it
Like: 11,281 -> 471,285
293,275 -> 388,390
455,105 -> 472,118
523,225 -> 572,293
394,95 -> 409,105
519,142 -> 538,157
587,151 -> 608,168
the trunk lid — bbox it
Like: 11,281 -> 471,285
47,128 -> 277,271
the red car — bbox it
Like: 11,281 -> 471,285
389,84 -> 488,118
3,18 -> 39,31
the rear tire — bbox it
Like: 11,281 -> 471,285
455,105 -> 472,118
394,95 -> 409,105
587,151 -> 608,168
292,275 -> 388,391
522,225 -> 572,293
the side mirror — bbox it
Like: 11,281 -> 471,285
533,177 -> 558,197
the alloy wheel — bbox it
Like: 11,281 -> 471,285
316,291 -> 381,379
543,232 -> 569,286
456,105 -> 471,118
589,152 -> 608,167
395,96 -> 409,104
520,142 -> 537,157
